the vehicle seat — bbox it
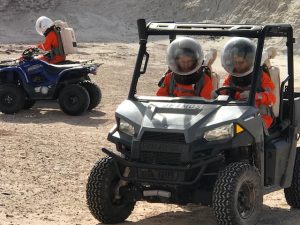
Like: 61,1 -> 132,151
45,63 -> 82,75
211,72 -> 220,90
204,48 -> 220,89
268,66 -> 280,117
56,60 -> 82,65
263,47 -> 280,118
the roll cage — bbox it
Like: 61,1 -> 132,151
128,19 -> 295,124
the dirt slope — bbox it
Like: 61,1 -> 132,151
0,0 -> 299,47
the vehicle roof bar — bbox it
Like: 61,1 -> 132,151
143,22 -> 292,38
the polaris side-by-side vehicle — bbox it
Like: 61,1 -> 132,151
0,48 -> 101,115
87,19 -> 300,225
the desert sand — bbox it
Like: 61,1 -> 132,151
1,0 -> 300,224
0,39 -> 300,225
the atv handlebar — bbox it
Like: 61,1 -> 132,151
22,47 -> 40,59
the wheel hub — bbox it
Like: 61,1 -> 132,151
237,181 -> 256,219
1,93 -> 15,106
68,95 -> 79,105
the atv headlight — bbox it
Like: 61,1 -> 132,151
204,124 -> 234,141
89,66 -> 97,75
119,119 -> 135,136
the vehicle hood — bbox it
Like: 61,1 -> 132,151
116,99 -> 259,142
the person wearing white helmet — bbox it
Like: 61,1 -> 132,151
35,16 -> 66,64
157,37 -> 213,99
221,37 -> 276,128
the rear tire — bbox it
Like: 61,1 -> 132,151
86,157 -> 135,224
284,150 -> 300,208
58,84 -> 90,116
81,81 -> 101,110
212,162 -> 262,225
0,84 -> 25,114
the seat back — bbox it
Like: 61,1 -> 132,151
262,47 -> 280,117
204,48 -> 220,90
268,66 -> 280,117
211,72 -> 220,89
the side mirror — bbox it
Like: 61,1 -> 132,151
140,52 -> 149,74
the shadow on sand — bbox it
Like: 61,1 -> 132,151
94,204 -> 300,225
0,101 -> 108,127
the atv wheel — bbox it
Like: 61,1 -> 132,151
284,149 -> 300,208
0,84 -> 25,114
86,157 -> 135,224
23,99 -> 35,109
58,84 -> 90,116
212,162 -> 262,225
81,81 -> 102,110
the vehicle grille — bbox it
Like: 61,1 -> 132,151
135,168 -> 184,182
140,151 -> 181,165
142,132 -> 185,143
192,149 -> 212,160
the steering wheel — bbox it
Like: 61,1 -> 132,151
214,86 -> 243,99
22,48 -> 39,59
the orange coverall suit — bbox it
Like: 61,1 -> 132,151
223,71 -> 276,128
157,72 -> 213,99
37,30 -> 65,64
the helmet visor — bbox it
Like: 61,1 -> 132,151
221,38 -> 256,77
167,37 -> 204,76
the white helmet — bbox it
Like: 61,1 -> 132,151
35,16 -> 53,36
221,37 -> 256,77
166,37 -> 204,76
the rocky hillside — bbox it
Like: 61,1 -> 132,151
0,0 -> 299,48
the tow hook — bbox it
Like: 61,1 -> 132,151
114,167 -> 130,200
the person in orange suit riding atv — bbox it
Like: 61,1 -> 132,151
35,16 -> 66,64
157,37 -> 213,99
220,37 -> 276,128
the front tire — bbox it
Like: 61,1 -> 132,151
0,84 -> 25,114
86,157 -> 135,224
212,162 -> 263,225
58,84 -> 90,116
284,149 -> 300,208
81,81 -> 102,110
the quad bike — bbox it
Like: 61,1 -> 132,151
0,48 -> 102,115
86,19 -> 300,225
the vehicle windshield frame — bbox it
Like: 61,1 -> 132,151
128,20 -> 294,114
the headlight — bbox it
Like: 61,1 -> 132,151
119,119 -> 135,136
204,123 -> 234,141
89,66 -> 97,75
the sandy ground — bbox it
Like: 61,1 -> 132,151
0,40 -> 300,225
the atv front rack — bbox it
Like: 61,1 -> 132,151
0,59 -> 19,68
102,148 -> 223,185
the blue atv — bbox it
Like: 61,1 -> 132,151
0,48 -> 102,115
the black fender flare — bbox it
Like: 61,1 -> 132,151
54,67 -> 90,98
0,67 -> 29,87
57,67 -> 89,83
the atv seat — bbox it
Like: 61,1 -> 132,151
45,63 -> 82,75
56,60 -> 82,65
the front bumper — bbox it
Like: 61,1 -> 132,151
106,125 -> 254,185
102,148 -> 223,185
